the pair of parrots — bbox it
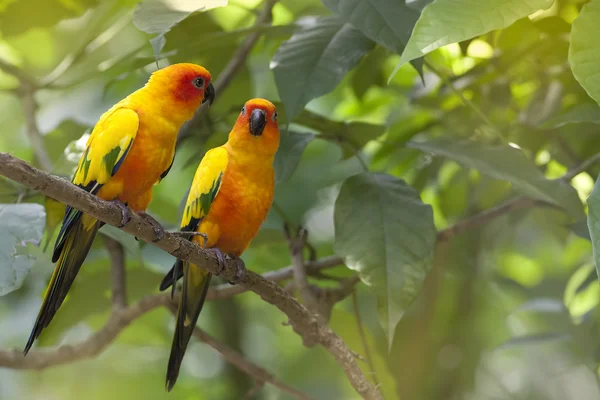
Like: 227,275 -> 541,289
23,63 -> 281,391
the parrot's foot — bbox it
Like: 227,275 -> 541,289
205,248 -> 227,274
137,212 -> 165,242
110,199 -> 132,228
228,256 -> 246,285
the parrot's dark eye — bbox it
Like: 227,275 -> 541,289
272,111 -> 278,121
192,77 -> 204,89
241,106 -> 246,116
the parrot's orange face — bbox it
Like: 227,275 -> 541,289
148,63 -> 215,110
229,98 -> 280,158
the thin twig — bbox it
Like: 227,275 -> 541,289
0,59 -> 37,85
176,0 -> 278,144
436,197 -> 543,242
352,291 -> 379,389
104,235 -> 127,309
166,303 -> 315,400
561,152 -> 600,181
285,225 -> 325,325
17,82 -> 53,171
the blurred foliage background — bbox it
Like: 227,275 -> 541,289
3,0 -> 600,399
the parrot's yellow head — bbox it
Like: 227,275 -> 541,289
228,98 -> 280,159
147,63 -> 215,114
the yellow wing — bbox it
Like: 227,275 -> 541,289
180,146 -> 228,231
72,107 -> 139,192
54,107 -> 139,261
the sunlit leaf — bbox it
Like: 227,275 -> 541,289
408,138 -> 584,218
334,173 -> 436,348
271,16 -> 374,121
133,0 -> 228,58
0,203 -> 46,296
570,1 -> 600,108
391,0 -> 553,79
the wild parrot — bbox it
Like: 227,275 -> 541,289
24,63 -> 215,354
158,98 -> 280,391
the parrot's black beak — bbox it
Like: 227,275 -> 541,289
249,108 -> 267,136
202,83 -> 215,106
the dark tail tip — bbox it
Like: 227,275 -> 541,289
23,330 -> 38,356
159,274 -> 172,292
165,363 -> 180,392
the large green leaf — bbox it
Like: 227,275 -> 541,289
321,0 -> 422,74
408,138 -> 584,218
274,131 -> 314,183
391,0 -> 553,79
334,173 -> 436,347
0,203 -> 46,296
271,16 -> 374,121
133,0 -> 227,57
569,0 -> 600,108
587,174 -> 600,282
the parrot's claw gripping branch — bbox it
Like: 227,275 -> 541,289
137,212 -> 165,242
110,199 -> 132,228
205,247 -> 227,274
229,256 -> 247,285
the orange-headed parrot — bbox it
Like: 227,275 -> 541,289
159,98 -> 280,391
24,63 -> 215,354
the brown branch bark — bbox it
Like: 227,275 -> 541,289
285,226 -> 325,325
176,0 -> 277,143
104,235 -> 127,309
166,304 -> 315,400
0,153 -> 381,399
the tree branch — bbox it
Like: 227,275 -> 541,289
0,153 -> 381,399
17,81 -> 53,172
104,235 -> 127,309
166,304 -> 315,400
285,225 -> 325,324
176,0 -> 277,143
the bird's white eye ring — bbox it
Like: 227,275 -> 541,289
241,106 -> 246,116
272,111 -> 278,121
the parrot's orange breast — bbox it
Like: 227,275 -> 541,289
200,160 -> 274,256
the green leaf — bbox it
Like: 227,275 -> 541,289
274,131 -> 314,183
271,16 -> 374,121
391,0 -> 553,79
133,0 -> 227,58
542,103 -> 600,129
295,108 -> 385,158
408,138 -> 584,218
321,0 -> 423,74
587,174 -> 600,283
570,0 -> 600,108
0,203 -> 46,296
334,173 -> 436,348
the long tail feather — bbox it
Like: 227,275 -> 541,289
159,259 -> 183,292
24,215 -> 100,354
166,262 -> 211,391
